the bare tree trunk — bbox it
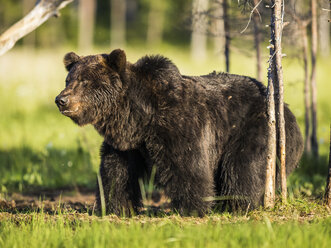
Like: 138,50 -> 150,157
301,23 -> 312,153
273,0 -> 287,203
223,0 -> 230,72
265,67 -> 277,208
252,0 -> 262,82
0,0 -> 73,56
146,1 -> 166,46
211,0 -> 225,55
310,0 -> 319,157
319,0 -> 330,56
264,3 -> 277,208
111,0 -> 126,48
265,0 -> 286,207
79,0 -> 96,52
324,124 -> 331,208
191,0 -> 209,61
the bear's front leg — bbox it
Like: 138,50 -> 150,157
96,142 -> 144,216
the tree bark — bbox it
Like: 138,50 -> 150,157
223,0 -> 230,72
79,0 -> 96,52
191,0 -> 209,61
319,0 -> 330,56
0,0 -> 73,56
310,0 -> 319,157
324,125 -> 331,208
264,3 -> 277,208
111,0 -> 126,48
265,66 -> 277,208
252,0 -> 262,82
265,0 -> 286,207
273,0 -> 287,203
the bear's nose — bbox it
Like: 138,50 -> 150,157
55,95 -> 69,106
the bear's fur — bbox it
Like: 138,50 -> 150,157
55,49 -> 304,216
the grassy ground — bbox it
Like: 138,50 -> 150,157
0,198 -> 331,248
0,200 -> 331,248
0,47 -> 330,247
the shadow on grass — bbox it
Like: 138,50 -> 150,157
289,153 -> 329,197
0,146 -> 97,194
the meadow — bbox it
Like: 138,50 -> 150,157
0,46 -> 330,247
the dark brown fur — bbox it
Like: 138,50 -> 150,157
55,49 -> 304,216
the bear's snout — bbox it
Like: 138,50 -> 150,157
55,95 -> 69,107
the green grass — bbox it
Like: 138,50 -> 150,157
0,212 -> 330,248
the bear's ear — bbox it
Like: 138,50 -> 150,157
107,49 -> 126,74
63,52 -> 80,71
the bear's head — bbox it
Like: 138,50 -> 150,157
55,49 -> 127,126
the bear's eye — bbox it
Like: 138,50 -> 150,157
110,76 -> 119,81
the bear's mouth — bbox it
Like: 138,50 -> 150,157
60,107 -> 79,116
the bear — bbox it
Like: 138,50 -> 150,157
55,49 -> 304,216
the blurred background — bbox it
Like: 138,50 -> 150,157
0,0 -> 330,199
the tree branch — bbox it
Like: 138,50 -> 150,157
0,0 -> 73,56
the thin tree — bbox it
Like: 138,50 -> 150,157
324,125 -> 331,208
0,0 -> 73,56
290,4 -> 312,154
264,14 -> 277,209
111,0 -> 126,48
211,0 -> 225,55
319,0 -> 330,56
273,0 -> 287,203
78,0 -> 96,52
310,0 -> 318,157
264,0 -> 286,207
302,20 -> 311,154
223,0 -> 230,72
191,0 -> 209,61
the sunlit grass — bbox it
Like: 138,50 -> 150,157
0,212 -> 330,248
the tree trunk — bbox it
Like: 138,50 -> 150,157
319,0 -> 330,56
252,0 -> 262,82
301,23 -> 311,153
264,2 -> 277,208
0,0 -> 73,56
265,67 -> 277,208
191,0 -> 209,61
273,0 -> 287,203
324,125 -> 331,208
78,0 -> 96,52
310,0 -> 319,157
211,0 -> 225,55
223,0 -> 230,72
111,0 -> 126,48
146,1 -> 166,46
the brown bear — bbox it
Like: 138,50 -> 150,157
55,49 -> 303,216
